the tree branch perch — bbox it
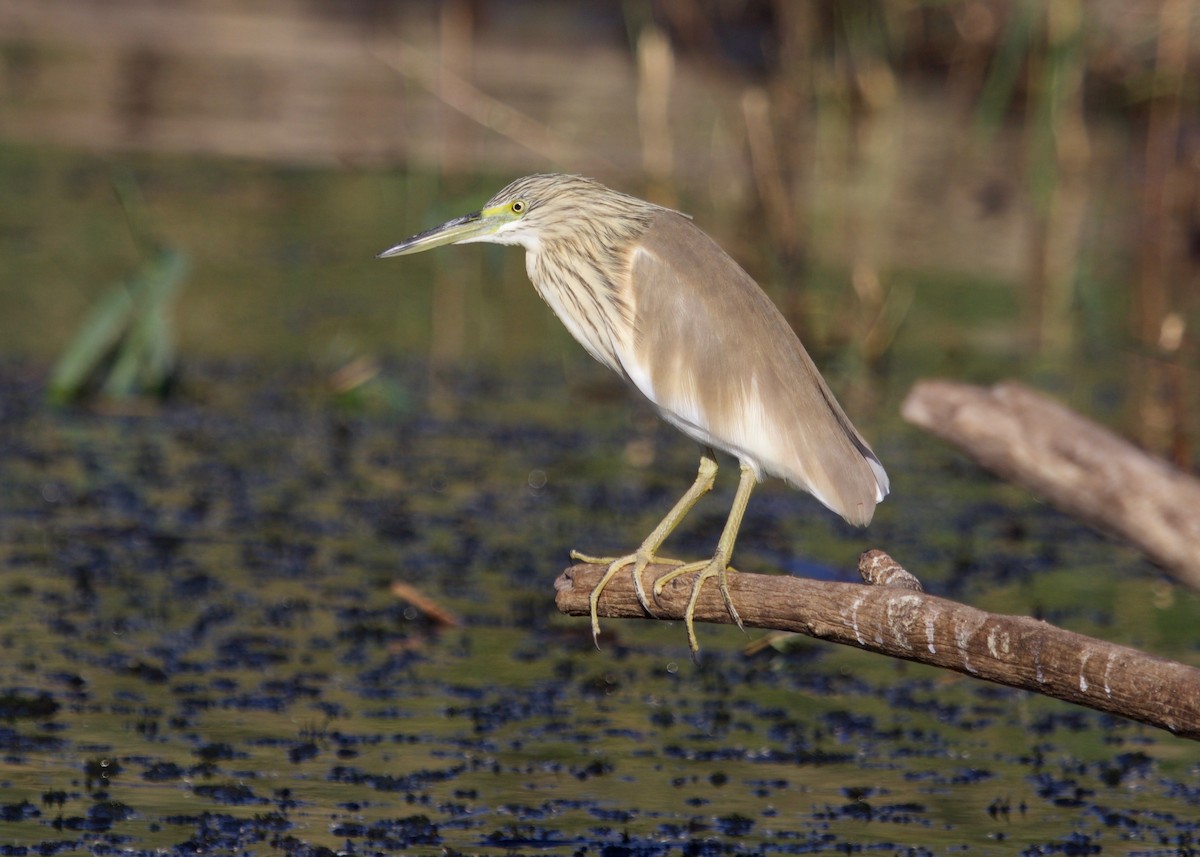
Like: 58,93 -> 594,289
555,551 -> 1200,741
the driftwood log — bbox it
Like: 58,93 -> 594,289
555,552 -> 1200,741
901,379 -> 1200,591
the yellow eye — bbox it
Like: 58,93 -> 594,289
511,200 -> 526,214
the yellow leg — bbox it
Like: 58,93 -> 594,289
653,462 -> 757,656
572,452 -> 718,645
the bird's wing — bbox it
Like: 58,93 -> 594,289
621,212 -> 887,525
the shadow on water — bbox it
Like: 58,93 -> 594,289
0,360 -> 1198,856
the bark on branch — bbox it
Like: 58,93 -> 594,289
555,552 -> 1200,741
901,379 -> 1200,591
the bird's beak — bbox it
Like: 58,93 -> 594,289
376,207 -> 513,258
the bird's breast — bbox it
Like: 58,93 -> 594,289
524,249 -> 626,375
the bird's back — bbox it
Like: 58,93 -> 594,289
621,212 -> 888,526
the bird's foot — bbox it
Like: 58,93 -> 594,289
653,556 -> 743,658
570,549 -> 684,645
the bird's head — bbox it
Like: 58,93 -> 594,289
377,174 -> 665,259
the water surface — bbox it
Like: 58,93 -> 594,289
0,362 -> 1196,856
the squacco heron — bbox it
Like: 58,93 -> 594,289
379,174 -> 888,654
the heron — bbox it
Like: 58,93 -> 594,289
379,174 -> 888,654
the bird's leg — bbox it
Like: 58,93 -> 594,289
571,452 -> 718,644
653,462 -> 757,656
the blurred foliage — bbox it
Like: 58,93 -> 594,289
47,177 -> 187,404
647,0 -> 1198,463
1,0 -> 1197,456
47,247 -> 186,404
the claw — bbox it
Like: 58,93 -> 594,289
570,549 -> 608,564
655,557 -> 743,658
716,566 -> 743,632
632,554 -> 683,614
584,554 -> 631,644
576,549 -> 684,646
630,558 -> 654,613
575,545 -> 743,655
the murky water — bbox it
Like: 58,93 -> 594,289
0,361 -> 1197,856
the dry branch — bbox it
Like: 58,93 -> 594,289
555,553 -> 1200,741
901,379 -> 1200,591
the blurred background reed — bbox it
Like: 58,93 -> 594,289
0,0 -> 1196,464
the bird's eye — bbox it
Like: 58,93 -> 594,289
511,200 -> 526,214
